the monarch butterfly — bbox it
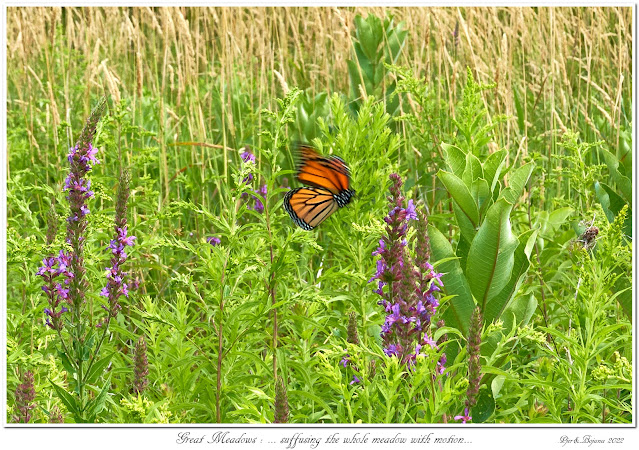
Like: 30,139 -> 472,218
284,145 -> 355,230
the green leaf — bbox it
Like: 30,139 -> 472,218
438,170 -> 479,228
452,201 -> 479,245
546,207 -> 574,232
49,379 -> 80,416
463,152 -> 483,185
491,375 -> 506,399
87,378 -> 111,419
483,149 -> 507,193
433,326 -> 465,342
356,15 -> 383,62
502,293 -> 538,331
483,228 -> 536,324
472,178 -> 491,220
471,389 -> 495,423
429,224 -> 474,335
595,182 -> 632,238
614,273 -> 632,321
598,147 -> 631,202
57,348 -> 76,374
290,389 -> 338,423
466,198 -> 518,312
500,162 -> 533,205
84,353 -> 114,385
441,143 -> 466,177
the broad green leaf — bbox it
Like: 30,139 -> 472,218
471,389 -> 495,423
595,182 -> 632,238
441,143 -> 466,177
491,375 -> 506,399
453,201 -> 479,244
463,152 -> 483,185
355,15 -> 382,62
483,228 -> 535,324
438,170 -> 479,227
429,224 -> 474,335
614,273 -> 632,321
456,234 -> 472,275
547,207 -> 574,231
483,149 -> 507,193
466,198 -> 518,311
501,293 -> 538,331
500,162 -> 533,204
598,147 -> 631,202
472,178 -> 491,220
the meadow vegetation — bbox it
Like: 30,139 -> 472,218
6,7 -> 632,423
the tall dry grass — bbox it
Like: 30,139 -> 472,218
6,7 -> 632,206
7,6 -> 631,130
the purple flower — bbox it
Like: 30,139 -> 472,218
249,184 -> 267,213
350,375 -> 361,385
242,184 -> 267,214
12,370 -> 36,423
133,336 -> 149,394
241,150 -> 255,164
370,174 -> 444,369
454,407 -> 472,424
240,149 -> 256,184
405,199 -> 418,221
37,251 -> 73,330
383,344 -> 399,357
207,236 -> 221,246
101,171 -> 135,320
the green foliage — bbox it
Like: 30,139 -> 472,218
431,70 -> 535,335
6,9 -> 632,425
347,14 -> 407,117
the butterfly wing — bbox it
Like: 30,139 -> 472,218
283,187 -> 339,230
296,145 -> 351,195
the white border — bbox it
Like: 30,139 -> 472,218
1,2 -> 637,449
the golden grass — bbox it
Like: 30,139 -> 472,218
6,7 -> 632,154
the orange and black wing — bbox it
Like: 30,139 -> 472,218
283,187 -> 339,230
296,145 -> 351,195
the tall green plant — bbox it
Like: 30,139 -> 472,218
347,14 -> 407,117
429,69 -> 535,335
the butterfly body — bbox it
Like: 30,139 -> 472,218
284,145 -> 354,230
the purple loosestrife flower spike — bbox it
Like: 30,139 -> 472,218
465,306 -> 483,410
49,405 -> 64,424
12,370 -> 36,423
347,312 -> 360,345
103,170 -> 135,319
64,98 -> 106,318
274,376 -> 289,423
369,174 -> 444,368
37,206 -> 69,331
133,336 -> 149,395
